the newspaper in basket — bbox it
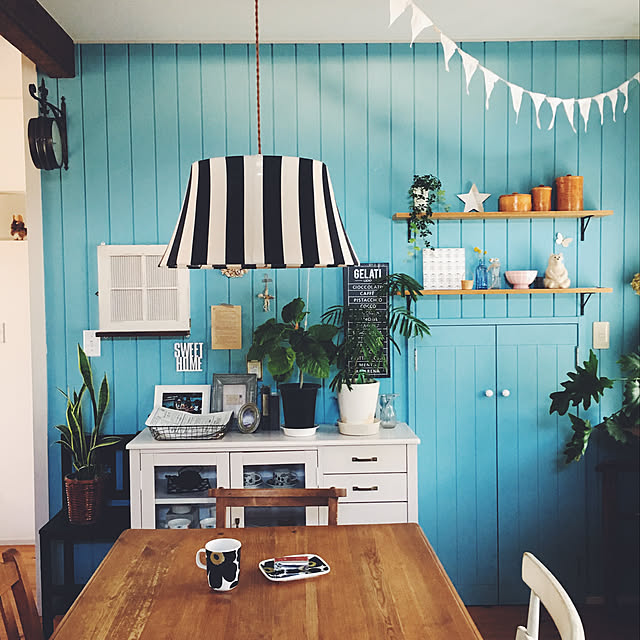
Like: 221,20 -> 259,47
145,407 -> 234,440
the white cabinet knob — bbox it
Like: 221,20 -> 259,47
501,389 -> 511,397
484,390 -> 494,397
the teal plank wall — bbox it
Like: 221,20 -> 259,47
41,42 -> 639,593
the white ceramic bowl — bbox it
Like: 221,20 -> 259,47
505,270 -> 537,289
200,517 -> 217,529
167,518 -> 191,529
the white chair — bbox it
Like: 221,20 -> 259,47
516,552 -> 585,640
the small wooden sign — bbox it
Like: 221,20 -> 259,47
211,305 -> 242,350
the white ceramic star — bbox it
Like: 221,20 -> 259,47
457,183 -> 491,213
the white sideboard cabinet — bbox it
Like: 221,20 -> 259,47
127,423 -> 419,529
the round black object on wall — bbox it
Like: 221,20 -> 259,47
28,116 -> 65,170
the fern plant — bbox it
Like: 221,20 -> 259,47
54,345 -> 119,480
322,273 -> 430,391
549,348 -> 640,463
247,297 -> 339,388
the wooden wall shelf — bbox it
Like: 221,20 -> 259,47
393,210 -> 613,241
398,287 -> 613,315
392,211 -> 612,221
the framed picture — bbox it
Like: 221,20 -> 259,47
154,385 -> 211,415
212,374 -> 257,416
246,360 -> 263,380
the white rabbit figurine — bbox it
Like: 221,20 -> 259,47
544,253 -> 571,289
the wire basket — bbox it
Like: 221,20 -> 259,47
149,423 -> 229,441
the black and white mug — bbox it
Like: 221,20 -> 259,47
195,538 -> 241,591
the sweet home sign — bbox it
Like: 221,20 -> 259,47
174,342 -> 204,372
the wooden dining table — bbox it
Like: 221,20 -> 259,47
50,523 -> 483,639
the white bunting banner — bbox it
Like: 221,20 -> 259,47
389,0 -> 638,131
440,33 -> 458,72
459,50 -> 479,94
577,97 -> 592,132
529,92 -> 546,129
562,98 -> 577,133
606,88 -> 618,121
593,93 -> 606,125
482,67 -> 500,109
546,97 -> 562,130
509,83 -> 525,122
410,4 -> 433,46
620,80 -> 630,112
389,0 -> 412,26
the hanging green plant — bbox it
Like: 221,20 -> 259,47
407,174 -> 449,254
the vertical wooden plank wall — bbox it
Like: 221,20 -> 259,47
40,41 -> 638,590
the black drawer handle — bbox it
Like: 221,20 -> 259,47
351,456 -> 378,462
352,486 -> 379,492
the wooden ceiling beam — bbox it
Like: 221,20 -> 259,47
0,0 -> 75,78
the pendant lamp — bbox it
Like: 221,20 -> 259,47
161,1 -> 358,270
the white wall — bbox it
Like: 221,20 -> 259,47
0,37 -> 47,559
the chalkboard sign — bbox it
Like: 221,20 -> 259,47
342,262 -> 390,378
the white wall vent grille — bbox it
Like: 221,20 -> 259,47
98,245 -> 190,333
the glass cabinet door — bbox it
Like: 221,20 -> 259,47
140,452 -> 230,529
228,450 -> 318,528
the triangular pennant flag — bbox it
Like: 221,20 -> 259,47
529,92 -> 546,129
459,50 -> 479,94
440,33 -> 458,72
389,0 -> 412,26
620,80 -> 630,112
593,93 -> 606,125
577,97 -> 591,132
606,88 -> 618,122
546,97 -> 562,130
410,4 -> 433,46
481,67 -> 500,109
508,83 -> 524,122
562,98 -> 577,133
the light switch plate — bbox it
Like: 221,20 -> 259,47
592,321 -> 610,350
83,330 -> 101,357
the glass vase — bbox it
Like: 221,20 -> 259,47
474,259 -> 489,290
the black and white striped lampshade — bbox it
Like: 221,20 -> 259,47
160,155 -> 359,269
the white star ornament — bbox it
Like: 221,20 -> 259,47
457,184 -> 491,213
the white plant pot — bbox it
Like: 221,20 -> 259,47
337,381 -> 380,425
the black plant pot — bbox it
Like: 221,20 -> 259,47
279,383 -> 320,429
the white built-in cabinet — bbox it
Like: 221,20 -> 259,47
127,423 -> 419,529
0,241 -> 35,543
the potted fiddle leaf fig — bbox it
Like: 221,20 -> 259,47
322,273 -> 430,434
54,345 -> 119,524
549,348 -> 640,463
247,297 -> 339,435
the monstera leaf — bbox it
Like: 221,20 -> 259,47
563,414 -> 593,463
549,350 -> 613,416
551,347 -> 640,463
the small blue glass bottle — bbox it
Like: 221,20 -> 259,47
474,257 -> 489,290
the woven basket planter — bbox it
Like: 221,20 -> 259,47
64,474 -> 105,525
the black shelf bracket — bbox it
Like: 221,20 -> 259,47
579,292 -> 594,315
580,215 -> 593,241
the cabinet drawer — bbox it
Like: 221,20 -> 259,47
339,502 -> 407,525
319,445 -> 406,473
323,473 -> 407,503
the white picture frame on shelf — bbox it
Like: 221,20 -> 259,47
153,385 -> 211,415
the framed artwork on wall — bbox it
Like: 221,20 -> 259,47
153,385 -> 211,415
212,374 -> 257,416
